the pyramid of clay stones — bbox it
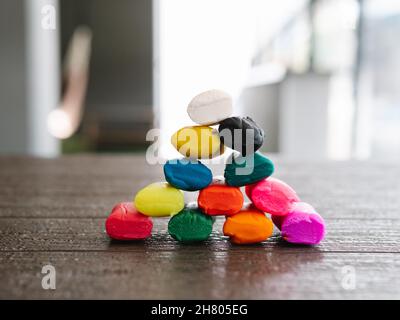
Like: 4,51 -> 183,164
105,90 -> 326,245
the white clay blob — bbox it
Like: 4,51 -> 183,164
187,89 -> 233,125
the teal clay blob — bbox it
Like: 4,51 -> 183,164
168,207 -> 214,242
224,152 -> 274,187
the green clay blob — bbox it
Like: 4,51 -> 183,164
224,152 -> 274,187
168,207 -> 214,242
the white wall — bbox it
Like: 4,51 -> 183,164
0,0 -> 60,156
25,0 -> 60,157
0,0 -> 28,154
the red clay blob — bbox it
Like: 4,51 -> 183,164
198,184 -> 244,216
105,202 -> 153,240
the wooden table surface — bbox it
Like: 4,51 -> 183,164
0,155 -> 399,299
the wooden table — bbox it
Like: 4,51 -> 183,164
0,155 -> 399,299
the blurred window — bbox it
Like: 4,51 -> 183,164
357,0 -> 400,159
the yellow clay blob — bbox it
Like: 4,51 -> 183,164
134,182 -> 184,217
223,209 -> 273,244
171,126 -> 224,159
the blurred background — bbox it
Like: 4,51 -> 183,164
0,0 -> 399,160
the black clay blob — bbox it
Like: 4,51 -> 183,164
218,116 -> 264,155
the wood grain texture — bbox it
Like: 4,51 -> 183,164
0,155 -> 399,299
1,251 -> 399,299
0,218 -> 399,253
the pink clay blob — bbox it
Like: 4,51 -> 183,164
245,177 -> 300,216
272,202 -> 326,245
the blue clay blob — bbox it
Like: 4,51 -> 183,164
164,158 -> 213,191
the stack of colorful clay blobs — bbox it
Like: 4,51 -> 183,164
105,89 -> 326,246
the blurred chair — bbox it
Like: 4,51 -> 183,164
47,26 -> 92,140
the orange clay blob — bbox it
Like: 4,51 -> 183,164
198,184 -> 243,216
223,206 -> 273,244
